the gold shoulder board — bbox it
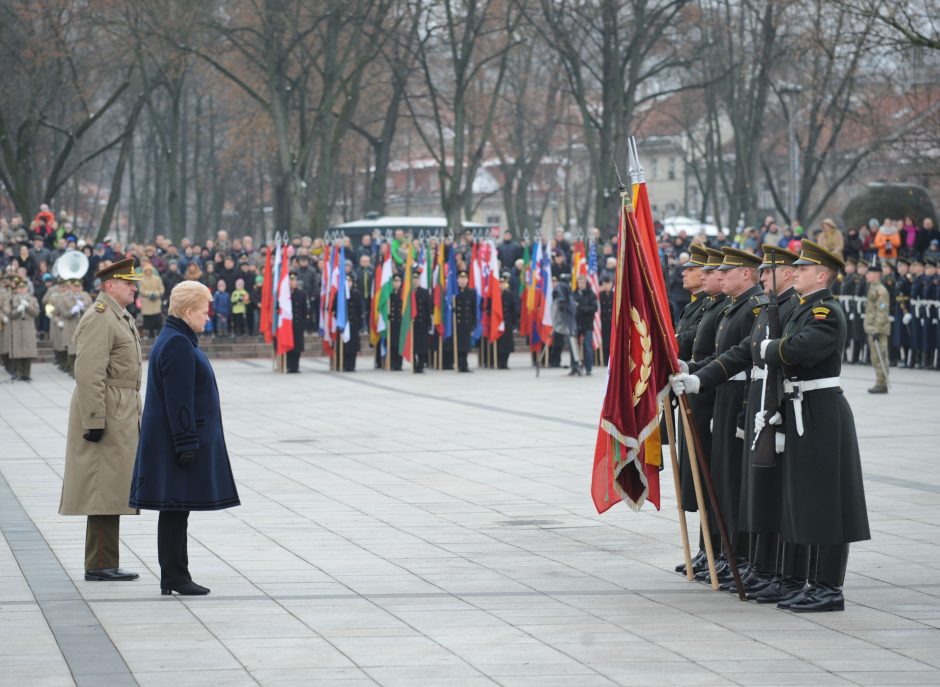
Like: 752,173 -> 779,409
95,302 -> 106,312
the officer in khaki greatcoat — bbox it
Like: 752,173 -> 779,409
63,278 -> 93,375
4,276 -> 39,381
42,279 -> 67,371
59,257 -> 143,581
0,274 -> 12,375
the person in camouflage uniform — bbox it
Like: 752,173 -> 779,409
864,259 -> 891,393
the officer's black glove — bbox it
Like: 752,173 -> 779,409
83,428 -> 104,443
176,450 -> 197,468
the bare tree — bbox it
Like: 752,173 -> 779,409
0,1 -> 137,220
533,0 -> 695,231
405,0 -> 522,229
184,0 -> 393,234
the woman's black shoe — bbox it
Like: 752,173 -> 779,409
161,581 -> 210,596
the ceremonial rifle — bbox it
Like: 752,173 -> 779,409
752,248 -> 782,468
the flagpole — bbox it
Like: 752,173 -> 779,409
385,333 -> 390,372
627,140 -> 741,597
663,402 -> 694,581
339,336 -> 344,373
411,316 -> 416,374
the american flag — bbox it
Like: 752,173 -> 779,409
587,241 -> 603,349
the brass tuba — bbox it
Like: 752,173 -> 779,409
52,249 -> 89,281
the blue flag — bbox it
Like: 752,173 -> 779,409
444,245 -> 457,339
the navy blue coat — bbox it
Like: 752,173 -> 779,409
129,316 -> 240,511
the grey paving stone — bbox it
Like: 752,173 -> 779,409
2,358 -> 940,685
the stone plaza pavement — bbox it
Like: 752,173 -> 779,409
1,355 -> 939,687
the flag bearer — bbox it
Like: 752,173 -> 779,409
686,247 -> 767,585
673,246 -> 725,576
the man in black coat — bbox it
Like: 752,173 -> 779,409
496,272 -> 518,369
687,247 -> 767,584
388,274 -> 403,371
340,275 -> 362,371
760,239 -> 870,612
574,274 -> 598,375
286,274 -> 307,373
497,230 -> 523,272
672,246 -> 724,576
674,246 -> 805,599
596,277 -> 614,367
413,271 -> 432,373
444,270 -> 477,372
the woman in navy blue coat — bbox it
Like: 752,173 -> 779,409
130,281 -> 239,595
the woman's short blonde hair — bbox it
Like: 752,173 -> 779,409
168,280 -> 212,318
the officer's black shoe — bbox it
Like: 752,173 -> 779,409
776,584 -> 814,609
752,577 -> 806,603
161,581 -> 210,596
867,385 -> 887,394
695,556 -> 732,583
786,584 -> 844,612
675,549 -> 707,575
85,568 -> 140,581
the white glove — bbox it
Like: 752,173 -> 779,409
1,315 -> 8,324
678,359 -> 689,374
669,373 -> 700,395
735,426 -> 745,439
849,313 -> 856,320
16,303 -> 26,314
754,410 -> 766,434
70,303 -> 83,314
767,411 -> 782,426
889,316 -> 895,323
903,313 -> 912,325
775,432 -> 785,454
759,338 -> 772,360
57,320 -> 64,329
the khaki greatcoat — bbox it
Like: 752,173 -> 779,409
43,285 -> 65,351
61,290 -> 93,355
3,292 -> 39,358
0,287 -> 10,356
59,291 -> 142,516
138,272 -> 165,316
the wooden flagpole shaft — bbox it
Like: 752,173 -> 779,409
438,332 -> 443,370
411,317 -> 416,373
385,333 -> 390,371
677,399 -> 719,589
339,337 -> 344,372
663,403 -> 694,581
678,394 -> 745,599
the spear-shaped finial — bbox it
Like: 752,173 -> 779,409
629,136 -> 646,184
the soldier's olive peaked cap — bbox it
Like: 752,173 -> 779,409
716,247 -> 762,271
792,239 -> 845,271
95,257 -> 141,282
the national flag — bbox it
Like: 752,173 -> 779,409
444,245 -> 458,340
270,241 -> 283,336
335,246 -> 349,343
470,242 -> 483,344
432,240 -> 445,335
587,241 -> 603,349
376,244 -> 393,353
399,244 -> 415,360
275,246 -> 294,356
486,240 -> 503,343
370,245 -> 384,346
260,246 -> 274,343
519,243 -> 531,338
590,193 -> 677,513
538,241 -> 553,345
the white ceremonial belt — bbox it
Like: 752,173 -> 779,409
728,371 -> 748,382
783,377 -> 841,436
750,365 -> 766,380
